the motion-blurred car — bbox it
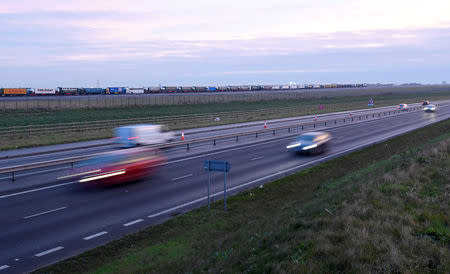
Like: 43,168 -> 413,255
422,101 -> 430,106
286,131 -> 332,154
423,104 -> 437,112
397,103 -> 408,111
58,147 -> 165,185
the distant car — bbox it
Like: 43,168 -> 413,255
423,104 -> 437,112
286,131 -> 332,154
397,103 -> 408,111
58,147 -> 165,185
422,101 -> 430,106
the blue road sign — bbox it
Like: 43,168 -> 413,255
368,98 -> 374,106
204,160 -> 231,210
204,160 -> 231,172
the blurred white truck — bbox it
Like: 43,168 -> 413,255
114,124 -> 175,148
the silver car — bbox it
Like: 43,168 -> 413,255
423,104 -> 437,112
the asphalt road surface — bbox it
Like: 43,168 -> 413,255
0,105 -> 449,273
0,102 -> 435,183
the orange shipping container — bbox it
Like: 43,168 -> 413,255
4,88 -> 27,95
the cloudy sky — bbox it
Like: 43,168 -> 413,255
1,0 -> 450,87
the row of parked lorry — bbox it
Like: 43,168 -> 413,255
0,87 -> 141,96
0,84 -> 367,96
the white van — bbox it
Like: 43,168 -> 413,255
114,124 -> 175,148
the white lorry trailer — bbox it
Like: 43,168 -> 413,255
114,124 -> 175,148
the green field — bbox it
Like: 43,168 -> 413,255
37,118 -> 450,273
2,90 -> 450,127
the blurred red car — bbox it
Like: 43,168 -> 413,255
58,147 -> 165,185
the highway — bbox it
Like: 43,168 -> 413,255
0,104 -> 449,272
0,103 -> 431,194
0,102 -> 434,178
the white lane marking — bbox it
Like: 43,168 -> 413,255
23,206 -> 67,219
170,174 -> 193,181
123,219 -> 143,227
0,167 -> 68,181
148,125 -> 450,219
0,181 -> 77,199
251,156 -> 264,161
0,265 -> 9,271
34,246 -> 64,257
83,231 -> 108,240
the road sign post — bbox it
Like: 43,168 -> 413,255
204,160 -> 231,211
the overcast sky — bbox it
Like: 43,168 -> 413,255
1,0 -> 450,87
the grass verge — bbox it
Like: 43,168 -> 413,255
36,118 -> 450,273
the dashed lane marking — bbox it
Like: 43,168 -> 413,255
123,219 -> 143,227
83,231 -> 108,240
34,246 -> 64,257
250,156 -> 264,161
170,174 -> 193,181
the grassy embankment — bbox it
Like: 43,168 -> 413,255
2,90 -> 450,151
37,118 -> 450,273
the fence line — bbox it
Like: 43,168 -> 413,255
0,103 -> 347,138
3,86 -> 449,111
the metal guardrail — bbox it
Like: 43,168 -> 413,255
2,156 -> 85,181
0,105 -> 427,181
